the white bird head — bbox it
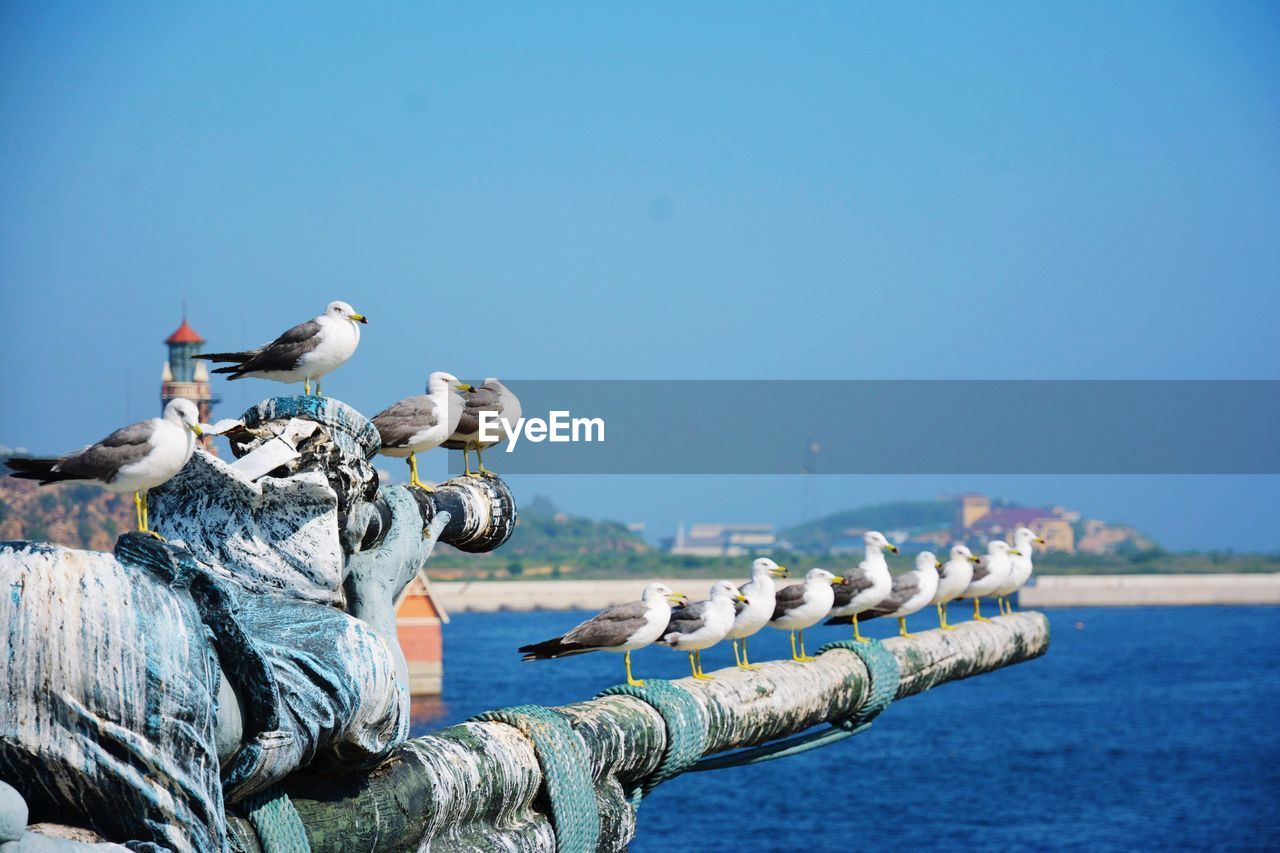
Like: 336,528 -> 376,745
806,568 -> 844,585
950,544 -> 974,560
427,371 -> 472,394
988,540 -> 1013,556
751,557 -> 788,580
1015,527 -> 1046,549
326,300 -> 368,324
917,551 -> 942,571
163,398 -> 204,437
644,582 -> 688,607
864,530 -> 899,554
710,580 -> 748,602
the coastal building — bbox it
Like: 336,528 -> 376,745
396,576 -> 447,695
670,522 -> 776,556
161,316 -> 218,453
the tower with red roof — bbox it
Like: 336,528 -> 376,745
162,316 -> 219,453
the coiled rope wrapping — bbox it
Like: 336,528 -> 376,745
471,704 -> 601,852
239,784 -> 311,853
599,679 -> 708,806
690,639 -> 902,771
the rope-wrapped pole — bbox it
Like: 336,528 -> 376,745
269,612 -> 1050,851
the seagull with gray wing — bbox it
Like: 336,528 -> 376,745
994,527 -> 1045,614
6,399 -> 204,539
959,540 -> 1017,623
769,568 -> 844,662
197,300 -> 368,396
829,551 -> 940,638
931,544 -> 980,629
519,583 -> 688,686
726,558 -> 789,670
828,530 -> 897,643
443,378 -> 522,478
659,580 -> 746,680
372,371 -> 471,491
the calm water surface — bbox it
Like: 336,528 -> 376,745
411,606 -> 1280,851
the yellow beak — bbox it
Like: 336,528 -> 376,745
734,594 -> 748,602
456,383 -> 475,392
935,561 -> 943,568
771,566 -> 789,578
1036,537 -> 1047,545
969,555 -> 981,563
831,575 -> 845,584
886,544 -> 899,554
350,313 -> 368,324
1010,548 -> 1022,556
190,424 -> 204,437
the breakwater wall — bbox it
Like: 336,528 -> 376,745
429,573 -> 1280,613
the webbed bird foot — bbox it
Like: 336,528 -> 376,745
627,677 -> 646,687
144,530 -> 166,541
692,672 -> 716,681
737,662 -> 762,671
974,615 -> 993,623
795,654 -> 818,663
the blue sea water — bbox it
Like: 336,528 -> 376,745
411,606 -> 1280,851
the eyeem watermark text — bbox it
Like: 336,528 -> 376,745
479,410 -> 605,452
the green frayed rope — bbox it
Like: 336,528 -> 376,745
240,784 -> 311,853
689,638 -> 902,771
472,704 -> 601,852
599,679 -> 707,806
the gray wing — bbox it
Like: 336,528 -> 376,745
233,320 -> 323,373
57,421 -> 155,482
562,601 -> 652,648
771,583 -> 808,620
372,395 -> 441,449
664,600 -> 709,637
831,567 -> 878,608
443,384 -> 503,443
971,555 -> 992,583
863,571 -> 922,617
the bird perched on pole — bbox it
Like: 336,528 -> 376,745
830,551 -> 940,638
996,527 -> 1045,614
769,568 -> 844,662
371,371 -> 471,491
959,540 -> 1018,622
658,580 -> 746,680
726,558 -> 789,669
6,399 -> 204,539
197,300 -> 367,396
442,378 -> 522,478
519,582 -> 688,687
931,544 -> 980,629
827,530 -> 897,643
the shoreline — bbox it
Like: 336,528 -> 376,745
428,572 -> 1280,613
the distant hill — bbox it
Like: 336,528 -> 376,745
0,467 -> 133,551
781,500 -> 953,552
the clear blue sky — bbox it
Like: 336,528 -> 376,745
2,3 -> 1277,550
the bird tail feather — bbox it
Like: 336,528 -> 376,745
518,636 -> 589,660
196,351 -> 252,364
5,457 -> 72,485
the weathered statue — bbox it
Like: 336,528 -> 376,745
0,397 -> 514,851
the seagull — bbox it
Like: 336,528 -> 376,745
371,372 -> 472,491
519,582 -> 688,686
769,568 -> 844,662
442,378 -> 522,478
931,544 -> 980,629
659,580 -> 746,680
830,552 -> 940,638
197,300 -> 368,396
995,527 -> 1045,614
726,558 -> 789,670
6,399 -> 204,539
828,530 -> 897,643
959,540 -> 1018,622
